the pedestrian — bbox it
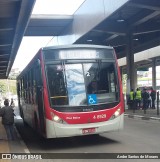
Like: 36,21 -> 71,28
135,88 -> 142,109
150,87 -> 156,109
10,98 -> 15,107
142,88 -> 149,110
147,94 -> 151,108
0,99 -> 16,140
129,89 -> 135,109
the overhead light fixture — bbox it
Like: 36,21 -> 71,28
117,11 -> 125,22
133,38 -> 139,41
87,39 -> 92,42
117,19 -> 125,22
0,61 -> 8,63
0,66 -> 7,67
0,54 -> 9,57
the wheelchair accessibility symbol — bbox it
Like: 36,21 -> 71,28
87,94 -> 97,105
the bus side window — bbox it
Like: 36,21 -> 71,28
36,68 -> 43,87
32,68 -> 36,104
30,68 -> 34,104
35,66 -> 42,103
17,82 -> 20,98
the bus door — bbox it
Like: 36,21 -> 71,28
35,63 -> 45,133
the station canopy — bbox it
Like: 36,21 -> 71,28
0,0 -> 160,78
0,0 -> 35,79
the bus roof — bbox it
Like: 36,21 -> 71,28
42,44 -> 113,51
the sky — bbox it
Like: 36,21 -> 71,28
12,0 -> 85,71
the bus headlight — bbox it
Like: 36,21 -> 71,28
109,108 -> 121,120
50,112 -> 67,124
53,115 -> 61,122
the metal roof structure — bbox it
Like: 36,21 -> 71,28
0,0 -> 35,79
0,0 -> 160,79
25,14 -> 73,36
75,0 -> 160,60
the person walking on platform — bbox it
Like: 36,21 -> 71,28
142,88 -> 149,110
10,98 -> 15,107
129,89 -> 135,109
147,95 -> 151,108
0,99 -> 16,140
135,88 -> 142,109
150,87 -> 156,109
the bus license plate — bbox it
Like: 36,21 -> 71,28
82,128 -> 96,134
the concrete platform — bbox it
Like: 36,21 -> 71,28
0,106 -> 160,158
0,117 -> 29,154
0,118 -> 10,152
125,108 -> 160,121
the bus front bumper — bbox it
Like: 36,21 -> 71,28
46,114 -> 124,138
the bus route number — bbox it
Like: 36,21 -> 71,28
93,114 -> 106,119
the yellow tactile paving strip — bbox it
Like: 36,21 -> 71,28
0,140 -> 9,153
0,118 -> 11,162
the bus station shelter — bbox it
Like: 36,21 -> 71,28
0,0 -> 160,93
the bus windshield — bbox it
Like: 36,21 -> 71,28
46,61 -> 119,107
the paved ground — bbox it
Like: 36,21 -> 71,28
14,117 -> 160,162
0,105 -> 160,162
125,105 -> 160,121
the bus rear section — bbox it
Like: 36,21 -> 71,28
17,45 -> 124,138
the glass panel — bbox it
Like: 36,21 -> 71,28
84,63 -> 99,94
46,64 -> 68,106
84,62 -> 118,104
65,64 -> 86,106
46,61 -> 119,108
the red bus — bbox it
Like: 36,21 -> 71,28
17,45 -> 124,138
